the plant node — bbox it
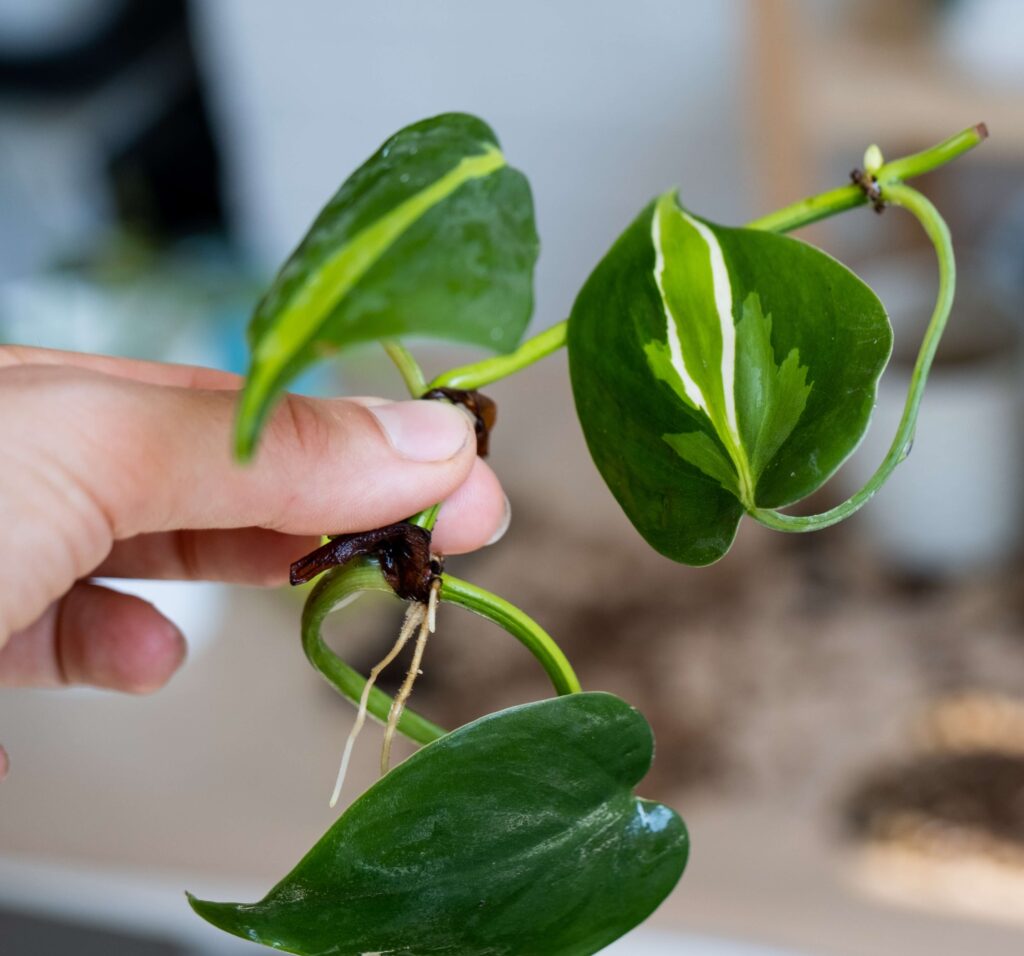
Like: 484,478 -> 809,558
290,522 -> 439,602
851,167 -> 886,213
421,387 -> 497,457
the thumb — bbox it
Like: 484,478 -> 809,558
3,364 -> 478,541
0,365 -> 483,641
95,384 -> 480,537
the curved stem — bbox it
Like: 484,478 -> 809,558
424,124 -> 985,392
302,559 -> 446,746
427,321 -> 567,392
301,560 -> 581,748
440,575 -> 582,695
752,183 -> 955,533
382,340 -> 428,397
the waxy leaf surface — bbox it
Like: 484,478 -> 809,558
236,112 -> 539,457
568,192 -> 892,565
189,693 -> 687,956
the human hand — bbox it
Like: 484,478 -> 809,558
0,346 -> 509,778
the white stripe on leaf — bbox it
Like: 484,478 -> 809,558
651,199 -> 705,412
679,210 -> 740,447
646,195 -> 811,509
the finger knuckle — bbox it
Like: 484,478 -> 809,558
271,393 -> 334,463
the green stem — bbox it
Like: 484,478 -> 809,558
744,184 -> 866,234
876,123 -> 988,186
381,345 -> 444,530
748,123 -> 986,234
301,559 -> 582,747
382,340 -> 428,397
440,575 -> 582,696
752,183 -> 955,533
407,502 -> 442,532
423,123 -> 985,392
302,559 -> 446,746
427,321 -> 567,392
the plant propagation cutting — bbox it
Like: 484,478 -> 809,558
187,113 -> 988,955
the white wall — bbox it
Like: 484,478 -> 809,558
192,0 -> 748,329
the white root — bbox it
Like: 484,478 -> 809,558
426,574 -> 440,633
380,578 -> 441,775
328,601 -> 426,809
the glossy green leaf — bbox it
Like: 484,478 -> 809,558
568,191 -> 892,565
236,112 -> 539,458
188,693 -> 687,956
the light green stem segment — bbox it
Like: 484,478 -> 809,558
440,575 -> 582,696
382,340 -> 428,397
752,183 -> 954,532
375,346 -> 451,530
421,123 -> 985,392
301,559 -> 581,746
876,123 -> 987,188
428,321 -> 568,391
407,501 -> 442,532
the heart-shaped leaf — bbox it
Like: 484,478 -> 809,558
568,191 -> 892,565
188,693 -> 687,956
236,112 -> 539,458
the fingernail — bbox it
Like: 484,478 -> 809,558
368,401 -> 472,462
486,495 -> 512,546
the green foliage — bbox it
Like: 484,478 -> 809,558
189,693 -> 687,956
235,112 -> 539,459
568,190 -> 892,565
733,293 -> 812,481
207,114 -> 977,956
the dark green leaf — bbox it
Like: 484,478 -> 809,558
236,112 -> 539,458
189,693 -> 687,956
568,191 -> 891,565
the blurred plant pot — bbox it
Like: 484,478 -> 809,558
842,254 -> 1023,576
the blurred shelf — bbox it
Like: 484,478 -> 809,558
803,40 -> 1024,157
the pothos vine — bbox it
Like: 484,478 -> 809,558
186,117 -> 988,956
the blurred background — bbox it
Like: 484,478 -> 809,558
0,1 -> 1022,954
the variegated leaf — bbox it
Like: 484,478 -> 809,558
568,191 -> 892,565
235,113 -> 539,459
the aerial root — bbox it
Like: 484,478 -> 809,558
327,601 -> 426,809
381,577 -> 441,775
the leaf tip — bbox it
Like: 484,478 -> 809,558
233,375 -> 272,464
233,424 -> 256,464
186,892 -> 247,938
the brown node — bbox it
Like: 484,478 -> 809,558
851,167 -> 886,214
421,387 -> 497,457
289,521 -> 442,603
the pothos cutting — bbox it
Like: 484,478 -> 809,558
186,113 -> 987,955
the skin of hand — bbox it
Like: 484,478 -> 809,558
0,346 -> 511,780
